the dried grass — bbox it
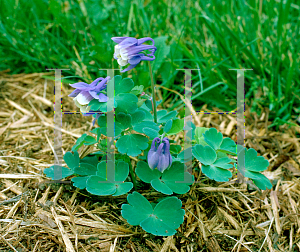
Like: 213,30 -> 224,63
0,70 -> 300,251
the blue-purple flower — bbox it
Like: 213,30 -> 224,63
147,137 -> 172,172
111,37 -> 156,72
69,77 -> 110,113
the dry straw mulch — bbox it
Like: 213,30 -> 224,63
0,70 -> 300,252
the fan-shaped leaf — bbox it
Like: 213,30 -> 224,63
121,192 -> 184,236
116,134 -> 149,156
192,145 -> 217,165
203,128 -> 223,150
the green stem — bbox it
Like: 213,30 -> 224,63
126,4 -> 134,36
148,61 -> 157,123
129,161 -> 137,191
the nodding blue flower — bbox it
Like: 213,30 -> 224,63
147,137 -> 172,172
111,37 -> 156,72
68,77 -> 110,114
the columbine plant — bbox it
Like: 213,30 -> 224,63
44,36 -> 272,237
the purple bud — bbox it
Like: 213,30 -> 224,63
147,137 -> 161,169
147,137 -> 172,172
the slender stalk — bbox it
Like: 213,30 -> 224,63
126,4 -> 134,36
129,161 -> 137,191
148,61 -> 157,123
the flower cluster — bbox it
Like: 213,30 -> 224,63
112,37 -> 157,72
147,137 -> 172,172
69,36 -> 157,114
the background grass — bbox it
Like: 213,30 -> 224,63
0,0 -> 299,127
